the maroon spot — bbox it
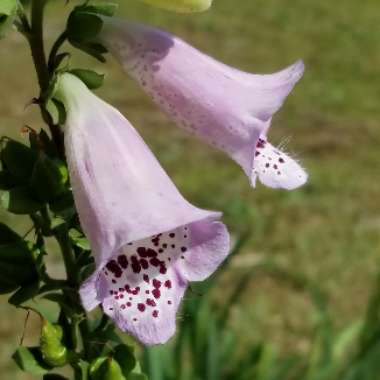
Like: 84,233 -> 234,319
169,233 -> 175,238
163,244 -> 168,248
119,288 -> 124,292
279,158 -> 285,163
277,171 -> 281,175
117,255 -> 128,269
133,318 -> 137,322
125,284 -> 130,292
140,259 -> 149,269
146,290 -> 150,294
153,279 -> 162,288
137,247 -> 148,258
168,300 -> 172,305
146,298 -> 156,307
160,266 -> 167,274
265,163 -> 270,168
119,294 -> 124,299
164,280 -> 172,289
158,249 -> 164,253
106,260 -> 122,277
138,303 -> 146,312
181,247 -> 187,253
112,279 -> 116,284
150,257 -> 161,267
132,262 -> 142,274
126,302 -> 131,307
152,310 -> 159,318
143,274 -> 150,283
121,304 -> 126,309
274,164 -> 278,170
184,235 -> 187,238
147,248 -> 158,257
181,256 -> 185,259
257,139 -> 266,149
171,244 -> 175,249
110,290 -> 114,295
255,151 -> 260,157
152,289 -> 161,299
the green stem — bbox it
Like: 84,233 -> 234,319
28,0 -> 64,158
48,31 -> 68,71
55,226 -> 80,287
30,0 -> 49,91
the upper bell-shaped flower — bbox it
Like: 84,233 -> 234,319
99,18 -> 308,190
139,0 -> 212,13
55,73 -> 230,345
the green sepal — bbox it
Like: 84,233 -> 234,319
70,69 -> 105,89
0,0 -> 17,39
8,280 -> 40,306
114,344 -> 137,378
69,228 -> 91,250
0,240 -> 38,294
45,99 -> 67,126
30,154 -> 68,202
70,40 -> 107,62
12,346 -> 51,375
67,11 -> 103,43
90,357 -> 126,380
77,3 -> 118,17
1,139 -> 38,181
1,186 -> 41,214
40,320 -> 69,367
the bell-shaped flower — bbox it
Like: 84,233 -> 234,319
99,19 -> 308,190
55,73 -> 230,345
139,0 -> 212,13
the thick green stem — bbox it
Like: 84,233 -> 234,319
29,0 -> 64,158
30,0 -> 49,91
55,226 -> 80,287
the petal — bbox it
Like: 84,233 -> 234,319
91,223 -> 229,345
57,73 -> 221,266
100,19 -> 306,190
252,138 -> 308,190
178,220 -> 230,282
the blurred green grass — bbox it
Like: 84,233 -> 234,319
0,0 -> 380,378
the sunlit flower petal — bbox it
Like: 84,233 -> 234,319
56,73 -> 230,345
100,19 -> 308,190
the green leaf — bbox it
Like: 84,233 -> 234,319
31,154 -> 68,202
0,170 -> 15,190
45,99 -> 67,125
0,241 -> 38,294
1,186 -> 41,214
0,0 -> 17,38
1,140 -> 38,181
77,3 -> 119,16
114,344 -> 137,378
70,69 -> 105,89
8,280 -> 40,305
12,346 -> 51,375
70,40 -> 107,62
0,222 -> 21,244
67,11 -> 103,43
90,357 -> 126,380
69,228 -> 91,250
50,191 -> 75,218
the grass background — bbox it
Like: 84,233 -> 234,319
0,0 -> 379,378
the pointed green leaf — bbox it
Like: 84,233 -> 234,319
31,154 -> 68,202
70,69 -> 105,89
1,140 -> 38,181
0,222 -> 21,244
114,344 -> 136,378
1,186 -> 41,214
12,346 -> 51,375
8,280 -> 40,305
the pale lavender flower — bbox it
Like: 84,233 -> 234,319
56,73 -> 230,345
99,19 -> 308,190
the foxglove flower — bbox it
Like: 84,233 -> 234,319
99,19 -> 308,190
140,0 -> 212,13
55,73 -> 230,345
